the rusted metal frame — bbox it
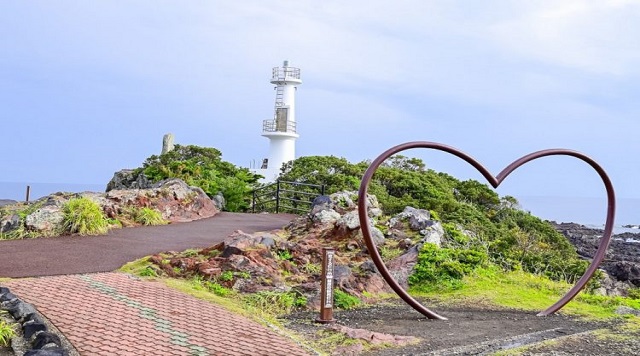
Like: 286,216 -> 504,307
357,141 -> 615,320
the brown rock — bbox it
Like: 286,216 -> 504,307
221,231 -> 261,257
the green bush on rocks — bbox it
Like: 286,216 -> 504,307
62,197 -> 109,235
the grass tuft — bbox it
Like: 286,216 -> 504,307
133,207 -> 167,226
62,197 -> 109,235
0,319 -> 16,347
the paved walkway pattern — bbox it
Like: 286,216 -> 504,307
5,273 -> 310,356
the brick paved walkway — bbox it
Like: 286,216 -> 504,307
4,273 -> 310,356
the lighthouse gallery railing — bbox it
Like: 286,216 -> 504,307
262,119 -> 297,133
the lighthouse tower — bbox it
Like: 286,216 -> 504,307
256,60 -> 302,181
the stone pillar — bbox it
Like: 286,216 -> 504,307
162,133 -> 175,154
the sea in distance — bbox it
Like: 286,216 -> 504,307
1,182 -> 639,235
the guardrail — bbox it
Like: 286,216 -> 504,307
251,180 -> 325,214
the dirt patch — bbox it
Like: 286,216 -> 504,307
281,299 -> 632,355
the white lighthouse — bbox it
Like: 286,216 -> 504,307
255,60 -> 302,182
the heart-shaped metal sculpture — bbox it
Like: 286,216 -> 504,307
357,141 -> 615,320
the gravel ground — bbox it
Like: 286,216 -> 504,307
282,299 -> 637,355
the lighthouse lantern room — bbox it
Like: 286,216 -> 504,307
256,60 -> 302,182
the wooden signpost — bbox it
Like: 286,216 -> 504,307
316,247 -> 336,323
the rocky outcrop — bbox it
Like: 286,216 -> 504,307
1,178 -> 219,237
553,222 -> 640,295
149,191 -> 446,309
105,169 -> 151,192
25,202 -> 65,234
0,213 -> 20,233
102,178 -> 218,223
387,206 -> 444,247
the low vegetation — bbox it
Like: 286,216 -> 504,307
0,313 -> 16,347
131,207 -> 167,226
62,197 -> 109,235
138,144 -> 261,212
280,155 -> 590,286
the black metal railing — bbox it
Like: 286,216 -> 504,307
252,180 -> 326,214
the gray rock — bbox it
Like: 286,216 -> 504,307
0,213 -> 21,233
105,169 -> 151,192
606,261 -> 640,287
594,272 -> 635,297
389,206 -> 432,231
331,191 -> 357,209
333,265 -> 353,289
23,321 -> 47,339
31,332 -> 61,349
312,209 -> 341,225
3,299 -> 37,320
336,211 -> 361,230
212,192 -> 226,211
615,306 -> 640,316
310,195 -> 333,215
0,291 -> 17,302
371,226 -> 385,246
25,206 -> 64,233
329,191 -> 381,218
420,221 -> 444,247
152,178 -> 195,200
361,194 -> 382,218
360,260 -> 378,273
357,225 -> 385,246
24,349 -> 67,356
259,236 -> 276,248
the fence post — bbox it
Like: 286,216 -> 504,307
316,247 -> 336,324
25,185 -> 31,202
275,180 -> 280,214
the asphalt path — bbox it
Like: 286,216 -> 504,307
0,212 -> 296,278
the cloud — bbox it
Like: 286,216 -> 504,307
486,1 -> 640,76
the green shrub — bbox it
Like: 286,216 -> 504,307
276,250 -> 293,261
333,289 -> 361,310
219,271 -> 234,282
204,281 -> 233,297
379,244 -> 403,261
133,207 -> 167,226
628,288 -> 640,300
443,222 -> 469,246
141,144 -> 260,212
139,266 -> 158,277
409,243 -> 487,292
0,319 -> 16,347
62,197 -> 109,235
301,262 -> 321,274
